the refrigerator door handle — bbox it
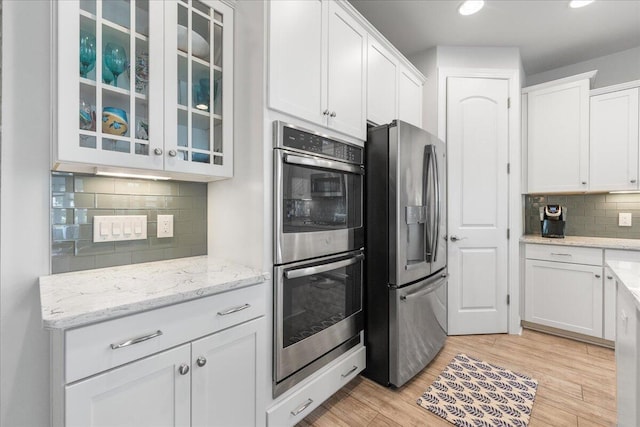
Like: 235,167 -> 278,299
431,145 -> 441,263
423,147 -> 432,261
399,277 -> 445,300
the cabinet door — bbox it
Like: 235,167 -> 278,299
57,0 -> 164,171
164,0 -> 234,178
589,88 -> 640,192
616,284 -> 639,427
604,266 -> 617,341
367,39 -> 397,126
268,0 -> 325,126
326,1 -> 367,140
524,259 -> 603,337
191,318 -> 265,427
65,344 -> 191,427
527,79 -> 589,193
398,67 -> 423,128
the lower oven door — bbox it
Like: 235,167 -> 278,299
274,250 -> 364,383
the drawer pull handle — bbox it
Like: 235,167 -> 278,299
178,364 -> 190,376
290,398 -> 313,416
341,365 -> 358,378
550,253 -> 572,257
217,303 -> 251,316
607,275 -> 614,280
110,330 -> 163,350
595,274 -> 601,278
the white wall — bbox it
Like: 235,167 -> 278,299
409,47 -> 438,136
526,46 -> 640,88
208,0 -> 266,271
0,1 -> 51,426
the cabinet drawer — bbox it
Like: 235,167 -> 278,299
525,243 -> 602,266
65,283 -> 265,383
267,345 -> 365,427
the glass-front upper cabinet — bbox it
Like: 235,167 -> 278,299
163,0 -> 233,178
55,0 -> 233,180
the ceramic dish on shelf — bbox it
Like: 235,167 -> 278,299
177,25 -> 210,60
102,107 -> 128,136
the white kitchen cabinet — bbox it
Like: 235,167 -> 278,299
524,244 -> 603,338
367,39 -> 397,126
589,87 -> 640,192
52,284 -> 266,427
525,77 -> 590,193
616,282 -> 639,427
604,266 -> 617,341
55,0 -> 233,181
65,344 -> 192,427
268,0 -> 367,140
398,65 -> 423,128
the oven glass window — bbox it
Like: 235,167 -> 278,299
282,258 -> 362,349
282,163 -> 362,232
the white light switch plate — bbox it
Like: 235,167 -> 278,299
93,215 -> 148,242
157,215 -> 174,238
619,212 -> 632,227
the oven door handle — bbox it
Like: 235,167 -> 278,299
283,153 -> 364,175
284,254 -> 364,280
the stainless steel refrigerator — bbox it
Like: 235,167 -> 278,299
364,120 -> 448,387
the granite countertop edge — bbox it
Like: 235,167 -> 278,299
605,260 -> 640,311
520,235 -> 640,251
39,256 -> 270,330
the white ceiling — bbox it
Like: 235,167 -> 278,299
349,0 -> 640,76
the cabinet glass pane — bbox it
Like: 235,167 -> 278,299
80,135 -> 97,149
177,56 -> 188,107
213,23 -> 222,68
102,26 -> 130,90
213,118 -> 222,154
103,0 -> 131,30
191,10 -> 211,63
134,39 -> 149,96
135,0 -> 150,37
192,112 -> 210,153
213,70 -> 222,116
178,109 -> 188,148
102,139 -> 130,153
80,0 -> 96,15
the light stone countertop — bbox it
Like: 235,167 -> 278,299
39,256 -> 270,329
606,260 -> 640,311
521,235 -> 640,251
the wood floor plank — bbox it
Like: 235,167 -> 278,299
298,330 -> 617,427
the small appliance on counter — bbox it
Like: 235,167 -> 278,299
540,205 -> 567,238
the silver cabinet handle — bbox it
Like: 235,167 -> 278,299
154,148 -> 163,155
168,150 -> 177,157
632,179 -> 637,183
341,365 -> 358,378
178,364 -> 190,375
330,111 -> 336,117
550,253 -> 572,257
290,398 -> 313,416
595,274 -> 601,278
110,330 -> 163,350
196,356 -> 207,367
322,109 -> 330,116
582,181 -> 587,185
607,275 -> 614,280
217,303 -> 251,316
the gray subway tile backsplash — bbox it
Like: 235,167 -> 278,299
51,172 -> 208,274
524,193 -> 640,239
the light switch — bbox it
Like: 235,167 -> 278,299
619,212 -> 632,227
93,216 -> 148,242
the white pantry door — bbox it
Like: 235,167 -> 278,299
447,77 -> 509,335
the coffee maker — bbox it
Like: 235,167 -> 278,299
540,205 -> 567,238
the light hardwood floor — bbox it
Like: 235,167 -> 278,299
297,330 -> 616,427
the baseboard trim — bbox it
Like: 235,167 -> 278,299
521,321 -> 615,349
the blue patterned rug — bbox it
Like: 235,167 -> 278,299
417,353 -> 538,427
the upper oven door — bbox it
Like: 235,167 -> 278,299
274,149 -> 364,265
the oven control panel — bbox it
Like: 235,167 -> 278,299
282,125 -> 362,164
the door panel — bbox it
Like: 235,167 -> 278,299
447,77 -> 509,335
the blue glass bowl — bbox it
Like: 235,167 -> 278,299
102,107 -> 128,136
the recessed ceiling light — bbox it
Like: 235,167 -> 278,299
458,0 -> 485,16
569,0 -> 595,8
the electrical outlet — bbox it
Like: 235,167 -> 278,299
619,212 -> 632,227
157,215 -> 174,238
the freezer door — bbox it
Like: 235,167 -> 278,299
390,121 -> 447,286
389,273 -> 447,387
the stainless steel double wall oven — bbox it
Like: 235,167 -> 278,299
273,121 -> 364,396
